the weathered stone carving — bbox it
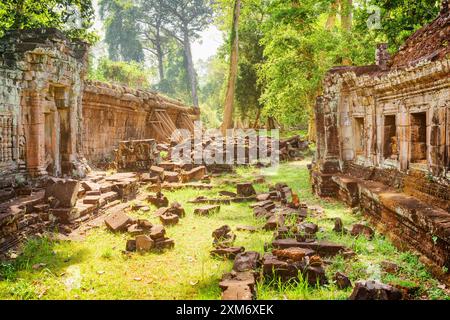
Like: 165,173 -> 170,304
114,139 -> 159,172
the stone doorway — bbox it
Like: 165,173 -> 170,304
410,112 -> 427,164
383,115 -> 397,160
353,117 -> 365,155
43,86 -> 71,177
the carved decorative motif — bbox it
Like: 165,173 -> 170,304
0,114 -> 13,163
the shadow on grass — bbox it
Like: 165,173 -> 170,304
1,236 -> 89,294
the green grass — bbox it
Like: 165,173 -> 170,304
0,160 -> 448,300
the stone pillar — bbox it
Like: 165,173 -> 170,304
339,93 -> 354,161
397,103 -> 409,171
26,92 -> 47,176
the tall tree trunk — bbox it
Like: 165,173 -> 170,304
221,0 -> 241,134
252,107 -> 262,129
341,0 -> 353,32
155,28 -> 165,82
340,0 -> 353,65
326,0 -> 339,30
183,30 -> 199,108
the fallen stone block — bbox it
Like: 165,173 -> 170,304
154,237 -> 175,250
298,222 -> 319,235
136,235 -> 154,252
211,247 -> 245,259
181,166 -> 206,183
126,239 -> 136,252
304,265 -> 328,286
150,165 -> 165,179
272,247 -> 315,261
164,171 -> 179,183
159,213 -> 179,226
105,212 -> 132,232
349,280 -> 403,300
49,208 -> 80,224
272,239 -> 346,257
262,253 -> 306,281
219,190 -> 237,197
233,251 -> 261,272
381,260 -> 399,274
333,272 -> 352,289
147,192 -> 169,208
45,178 -> 80,208
333,217 -> 344,233
194,205 -> 221,216
237,183 -> 256,197
264,215 -> 285,231
169,202 -> 185,217
212,225 -> 232,239
219,270 -> 256,292
83,195 -> 101,205
149,225 -> 165,240
253,206 -> 271,219
81,181 -> 101,192
256,193 -> 271,202
350,224 -> 375,240
221,284 -> 253,300
127,224 -> 145,236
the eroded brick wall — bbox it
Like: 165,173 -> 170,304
82,81 -> 197,163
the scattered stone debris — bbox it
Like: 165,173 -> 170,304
237,183 -> 256,197
211,247 -> 245,259
219,190 -> 237,197
147,192 -> 169,208
220,270 -> 256,300
181,166 -> 207,183
333,217 -> 345,233
212,225 -> 236,248
349,280 -> 403,300
125,222 -> 174,253
333,272 -> 352,289
233,251 -> 261,272
45,178 -> 80,208
350,224 -> 375,240
136,235 -> 154,252
194,205 -> 221,216
105,212 -> 132,232
272,239 -> 346,257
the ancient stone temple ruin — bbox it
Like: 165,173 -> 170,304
0,28 -> 197,251
0,28 -> 197,186
311,5 -> 450,278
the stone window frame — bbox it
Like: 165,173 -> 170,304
352,116 -> 366,157
408,110 -> 428,171
381,113 -> 399,169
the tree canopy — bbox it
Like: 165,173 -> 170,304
0,0 -> 97,42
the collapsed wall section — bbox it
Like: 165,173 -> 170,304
82,81 -> 198,164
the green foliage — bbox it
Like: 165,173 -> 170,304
0,0 -> 97,43
88,57 -> 152,89
156,44 -> 192,105
198,55 -> 228,128
99,0 -> 144,62
354,0 -> 441,52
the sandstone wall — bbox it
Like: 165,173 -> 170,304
0,28 -> 89,186
82,81 -> 198,163
311,6 -> 450,278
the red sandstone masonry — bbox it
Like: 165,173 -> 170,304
82,81 -> 198,163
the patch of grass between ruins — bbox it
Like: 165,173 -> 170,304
0,160 -> 448,300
